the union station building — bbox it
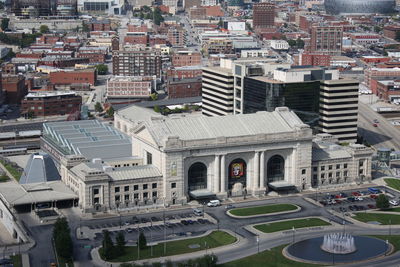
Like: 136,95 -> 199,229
42,106 -> 373,213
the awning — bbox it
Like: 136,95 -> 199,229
189,189 -> 216,199
268,181 -> 296,191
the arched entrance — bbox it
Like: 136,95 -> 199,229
188,162 -> 207,191
267,155 -> 285,183
228,158 -> 247,196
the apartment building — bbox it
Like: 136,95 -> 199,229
112,50 -> 162,78
310,25 -> 343,55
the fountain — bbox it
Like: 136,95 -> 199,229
284,234 -> 390,264
321,233 -> 356,254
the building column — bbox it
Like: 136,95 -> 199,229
259,151 -> 265,189
253,151 -> 260,191
220,155 -> 226,193
214,155 -> 220,193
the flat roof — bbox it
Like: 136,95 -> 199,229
0,181 -> 77,207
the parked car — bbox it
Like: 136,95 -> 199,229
352,192 -> 361,196
193,208 -> 203,216
198,219 -> 206,224
126,228 -> 133,233
207,200 -> 221,207
181,220 -> 189,225
355,197 -> 364,201
370,194 -> 378,199
225,204 -> 235,209
390,199 -> 399,206
367,204 -> 376,209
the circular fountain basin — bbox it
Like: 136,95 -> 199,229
285,236 -> 390,264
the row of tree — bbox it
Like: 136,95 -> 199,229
118,254 -> 218,267
53,217 -> 73,262
100,230 -> 127,260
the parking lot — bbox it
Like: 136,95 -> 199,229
308,186 -> 400,214
85,211 -> 215,242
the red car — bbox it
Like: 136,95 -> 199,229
367,204 -> 376,209
335,195 -> 342,199
352,192 -> 361,196
373,123 -> 378,127
370,194 -> 378,199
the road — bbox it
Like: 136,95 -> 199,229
358,102 -> 400,150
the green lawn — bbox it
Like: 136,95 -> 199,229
229,204 -> 298,217
385,178 -> 400,191
219,245 -> 318,267
0,159 -> 21,181
387,207 -> 400,212
10,255 -> 22,267
353,213 -> 400,224
254,218 -> 331,233
101,231 -> 236,262
0,174 -> 10,182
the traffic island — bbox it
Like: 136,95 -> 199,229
227,204 -> 300,218
98,230 -> 237,263
253,218 -> 331,234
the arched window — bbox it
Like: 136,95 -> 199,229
188,162 -> 207,191
267,155 -> 285,183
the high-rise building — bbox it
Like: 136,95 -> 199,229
201,66 -> 234,116
112,50 -> 162,78
310,25 -> 343,55
319,79 -> 359,143
253,3 -> 275,28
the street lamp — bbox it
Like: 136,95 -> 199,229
292,227 -> 295,244
256,235 -> 259,254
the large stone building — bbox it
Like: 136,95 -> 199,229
50,106 -> 372,213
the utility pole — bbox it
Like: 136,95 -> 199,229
257,235 -> 259,253
150,217 -> 153,257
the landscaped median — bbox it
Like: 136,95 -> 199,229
353,213 -> 400,225
99,230 -> 236,262
253,218 -> 331,234
227,204 -> 300,218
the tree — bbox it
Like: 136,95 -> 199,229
101,230 -> 115,260
27,110 -> 35,119
82,22 -> 90,32
218,18 -> 223,28
106,106 -> 114,117
150,93 -> 158,101
376,194 -> 390,210
139,12 -> 144,19
396,31 -> 400,42
138,232 -> 147,250
116,232 -> 126,255
296,38 -> 305,49
153,105 -> 161,113
39,25 -> 50,34
153,7 -> 164,26
288,39 -> 297,47
95,102 -> 103,112
1,18 -> 9,31
53,218 -> 73,261
95,64 -> 108,75
374,26 -> 382,33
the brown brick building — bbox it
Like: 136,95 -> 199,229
383,25 -> 400,40
167,67 -> 202,79
167,27 -> 185,47
50,69 -> 97,86
21,91 -> 82,117
299,53 -> 331,67
253,3 -> 275,28
77,47 -> 107,63
310,25 -> 343,55
112,50 -> 162,78
167,77 -> 202,98
2,74 -> 27,104
171,51 -> 201,67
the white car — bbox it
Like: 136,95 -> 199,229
390,200 -> 399,206
207,200 -> 221,207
